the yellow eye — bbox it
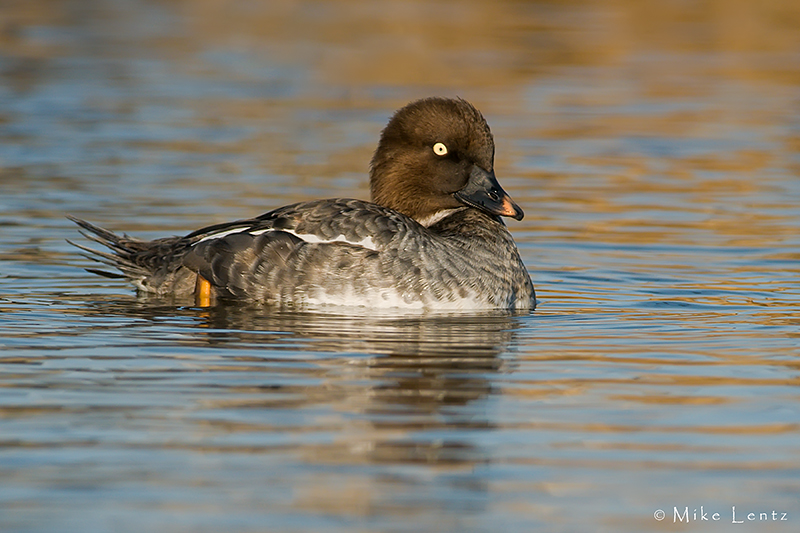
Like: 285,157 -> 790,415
433,142 -> 448,156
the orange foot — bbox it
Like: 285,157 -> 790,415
194,274 -> 212,307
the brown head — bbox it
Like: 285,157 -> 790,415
369,97 -> 523,226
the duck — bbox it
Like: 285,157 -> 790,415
68,97 -> 536,311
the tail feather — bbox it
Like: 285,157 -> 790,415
65,237 -> 146,279
65,215 -> 152,279
66,215 -> 194,295
66,215 -> 138,255
85,267 -> 127,279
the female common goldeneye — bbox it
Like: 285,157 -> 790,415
69,97 -> 536,310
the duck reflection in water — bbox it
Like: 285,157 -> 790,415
200,304 -> 522,469
201,303 -> 519,410
78,296 -> 522,469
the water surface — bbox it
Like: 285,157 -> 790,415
1,1 -> 799,531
